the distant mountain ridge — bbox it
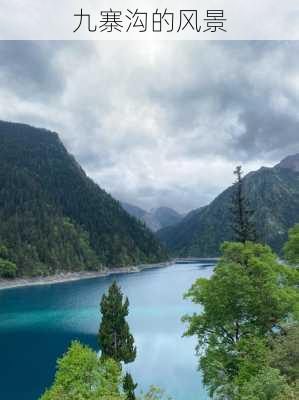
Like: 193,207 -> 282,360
0,121 -> 167,276
157,154 -> 299,257
121,203 -> 183,232
276,153 -> 299,172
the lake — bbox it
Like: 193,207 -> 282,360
0,263 -> 214,400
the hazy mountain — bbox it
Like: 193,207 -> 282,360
157,154 -> 299,257
121,203 -> 183,232
121,203 -> 148,222
0,121 -> 167,276
276,153 -> 299,172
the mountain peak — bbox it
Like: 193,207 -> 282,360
276,153 -> 299,172
122,203 -> 183,232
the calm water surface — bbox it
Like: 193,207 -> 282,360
0,263 -> 214,400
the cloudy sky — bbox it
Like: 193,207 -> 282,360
0,41 -> 299,213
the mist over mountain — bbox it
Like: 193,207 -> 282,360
0,121 -> 167,276
276,153 -> 299,172
121,203 -> 183,232
157,154 -> 299,257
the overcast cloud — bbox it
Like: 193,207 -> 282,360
0,41 -> 299,213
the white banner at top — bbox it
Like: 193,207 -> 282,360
0,0 -> 299,40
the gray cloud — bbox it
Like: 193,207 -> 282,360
0,40 -> 299,213
0,41 -> 65,99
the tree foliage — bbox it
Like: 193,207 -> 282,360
39,341 -> 171,400
138,386 -> 172,400
39,341 -> 124,400
183,241 -> 299,399
98,281 -> 137,364
0,244 -> 17,278
236,367 -> 289,400
123,372 -> 137,400
284,223 -> 299,266
270,325 -> 299,384
231,166 -> 256,243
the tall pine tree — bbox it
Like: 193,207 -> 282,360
123,372 -> 137,400
98,281 -> 137,364
231,166 -> 256,243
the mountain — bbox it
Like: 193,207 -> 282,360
157,154 -> 299,257
121,203 -> 183,232
121,203 -> 148,223
0,121 -> 167,277
152,207 -> 184,229
276,153 -> 299,172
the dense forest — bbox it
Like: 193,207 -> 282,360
158,155 -> 299,257
0,121 -> 167,277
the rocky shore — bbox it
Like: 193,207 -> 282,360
0,261 -> 174,291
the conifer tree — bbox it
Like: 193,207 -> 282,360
123,372 -> 137,400
98,281 -> 137,364
231,166 -> 256,243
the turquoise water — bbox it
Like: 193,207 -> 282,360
0,263 -> 213,400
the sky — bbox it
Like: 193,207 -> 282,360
0,40 -> 299,213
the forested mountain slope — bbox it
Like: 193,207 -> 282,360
157,156 -> 299,256
0,121 -> 167,276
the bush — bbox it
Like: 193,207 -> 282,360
284,224 -> 299,266
0,258 -> 17,278
237,367 -> 288,400
138,386 -> 172,400
270,325 -> 299,384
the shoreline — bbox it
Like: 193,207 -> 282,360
0,261 -> 174,291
